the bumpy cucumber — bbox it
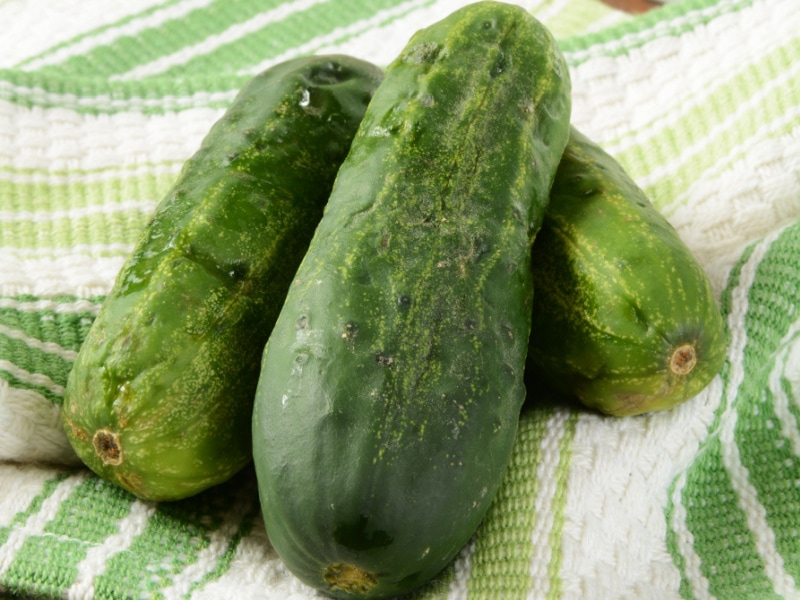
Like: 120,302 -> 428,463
62,55 -> 383,501
526,126 -> 727,417
252,3 -> 571,598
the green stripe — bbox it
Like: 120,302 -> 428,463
780,363 -> 800,441
2,537 -> 87,596
644,107 -> 799,213
28,0 -> 294,79
734,225 -> 800,587
0,162 -> 183,185
1,213 -> 152,250
0,306 -> 92,353
94,468 -> 257,600
628,52 -> 800,208
411,407 -> 580,599
0,335 -> 73,389
601,36 -> 800,156
0,70 -> 241,115
0,370 -> 65,404
96,503 -> 213,598
664,476 -> 693,600
681,437 -> 780,599
705,239 -> 756,433
545,0 -> 630,41
0,294 -> 99,393
740,357 -> 800,585
0,470 -> 76,549
151,0 -> 423,80
663,233 -> 753,597
0,168 -> 177,248
560,0 -> 753,65
14,0 -> 185,70
46,477 -> 136,543
185,498 -> 262,597
545,411 -> 577,600
0,294 -> 103,315
465,408 -> 551,597
1,476 -> 131,597
464,396 -> 578,599
702,114 -> 800,195
667,221 -> 800,597
0,298 -> 101,392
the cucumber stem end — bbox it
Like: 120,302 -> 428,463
670,343 -> 697,376
93,429 -> 123,466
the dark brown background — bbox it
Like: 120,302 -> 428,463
600,0 -> 660,13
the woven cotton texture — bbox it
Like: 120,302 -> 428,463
1,0 -> 800,598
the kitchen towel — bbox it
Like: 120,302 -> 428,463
1,0 -> 799,597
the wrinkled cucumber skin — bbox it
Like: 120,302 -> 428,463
62,55 -> 383,501
527,126 -> 727,417
252,3 -> 571,598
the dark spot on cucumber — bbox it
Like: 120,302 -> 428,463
471,236 -> 489,262
402,41 -> 440,65
355,268 -> 372,285
491,54 -> 507,77
341,322 -> 358,342
630,303 -> 652,332
225,259 -> 249,282
333,514 -> 394,551
93,429 -> 123,466
224,110 -> 242,125
398,295 -> 411,309
296,315 -> 308,330
376,352 -> 395,366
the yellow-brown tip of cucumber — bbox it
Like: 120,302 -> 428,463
323,562 -> 378,596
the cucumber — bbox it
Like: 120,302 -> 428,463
251,3 -> 571,598
62,55 -> 383,501
526,126 -> 727,417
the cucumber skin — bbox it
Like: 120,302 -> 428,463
526,127 -> 727,417
62,55 -> 383,501
252,3 -> 571,598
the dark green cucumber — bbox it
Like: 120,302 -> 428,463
62,55 -> 382,501
252,3 -> 571,598
526,126 -> 727,417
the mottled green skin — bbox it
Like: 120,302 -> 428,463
252,3 -> 571,598
527,127 -> 727,417
62,55 -> 383,501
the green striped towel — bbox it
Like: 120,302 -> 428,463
1,0 -> 799,597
